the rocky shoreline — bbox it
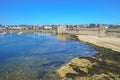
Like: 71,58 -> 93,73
57,35 -> 120,80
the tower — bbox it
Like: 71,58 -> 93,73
98,24 -> 108,37
57,26 -> 66,34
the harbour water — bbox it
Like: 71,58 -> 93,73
0,33 -> 96,80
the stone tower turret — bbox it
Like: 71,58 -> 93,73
98,24 -> 108,37
57,26 -> 66,34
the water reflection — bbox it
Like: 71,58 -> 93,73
0,32 -> 7,36
0,33 -> 96,80
58,35 -> 68,41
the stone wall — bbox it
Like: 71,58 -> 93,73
57,26 -> 120,38
107,28 -> 120,37
66,28 -> 99,35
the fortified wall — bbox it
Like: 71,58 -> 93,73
107,28 -> 120,37
57,25 -> 120,37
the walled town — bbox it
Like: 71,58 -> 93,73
0,24 -> 120,80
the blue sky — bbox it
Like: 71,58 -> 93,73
0,0 -> 120,25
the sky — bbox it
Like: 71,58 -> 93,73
0,0 -> 120,25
